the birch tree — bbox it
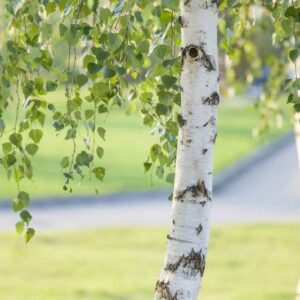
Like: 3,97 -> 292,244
0,0 -> 299,297
155,0 -> 219,299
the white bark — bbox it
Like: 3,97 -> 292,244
294,113 -> 300,168
155,1 -> 219,299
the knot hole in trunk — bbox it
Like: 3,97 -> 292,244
188,47 -> 199,58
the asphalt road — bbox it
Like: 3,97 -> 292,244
0,135 -> 299,231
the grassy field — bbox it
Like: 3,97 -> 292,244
0,224 -> 299,299
0,93 -> 290,198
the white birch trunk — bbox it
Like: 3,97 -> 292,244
294,113 -> 300,168
155,1 -> 219,299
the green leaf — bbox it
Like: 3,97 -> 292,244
3,154 -> 17,168
144,162 -> 152,173
158,91 -> 173,104
166,173 -> 175,184
25,228 -> 35,243
138,40 -> 150,54
156,103 -> 170,116
59,23 -> 68,37
88,63 -> 102,74
96,146 -> 104,159
46,80 -> 58,92
65,128 -> 76,140
287,93 -> 294,103
103,65 -> 116,79
0,119 -> 5,134
92,167 -> 105,181
29,129 -> 43,143
289,49 -> 299,63
20,210 -> 32,225
15,221 -> 25,235
76,74 -> 89,87
9,133 -> 22,147
12,192 -> 30,212
2,142 -> 12,154
161,0 -> 179,10
76,151 -> 92,167
25,144 -> 39,155
150,144 -> 162,162
92,47 -> 109,61
98,104 -> 108,114
162,75 -> 177,88
294,104 -> 300,112
85,109 -> 94,119
60,157 -> 70,168
97,127 -> 106,140
285,6 -> 298,18
19,192 -> 30,207
156,166 -> 164,178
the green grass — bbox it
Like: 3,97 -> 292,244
0,224 -> 299,299
0,93 -> 290,198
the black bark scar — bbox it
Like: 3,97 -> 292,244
155,280 -> 178,300
184,0 -> 192,6
178,16 -> 186,28
203,116 -> 216,127
178,114 -> 187,127
167,234 -> 192,244
202,92 -> 220,106
211,133 -> 218,144
165,249 -> 206,277
196,224 -> 203,234
175,180 -> 211,201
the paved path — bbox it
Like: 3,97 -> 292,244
0,135 -> 299,231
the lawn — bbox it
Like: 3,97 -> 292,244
0,224 -> 299,299
0,92 -> 290,198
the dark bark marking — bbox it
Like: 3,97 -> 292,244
198,51 -> 215,71
184,0 -> 192,6
202,148 -> 208,155
210,133 -> 218,144
202,92 -> 220,106
178,16 -> 186,28
203,116 -> 216,127
178,114 -> 187,127
212,0 -> 221,7
196,224 -> 203,234
165,249 -> 206,277
175,180 -> 211,201
198,180 -> 210,200
155,280 -> 178,300
167,234 -> 192,244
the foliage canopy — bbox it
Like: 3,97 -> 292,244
0,0 -> 299,241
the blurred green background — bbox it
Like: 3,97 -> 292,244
0,90 -> 290,199
0,224 -> 299,300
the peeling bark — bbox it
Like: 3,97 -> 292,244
155,0 -> 219,299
